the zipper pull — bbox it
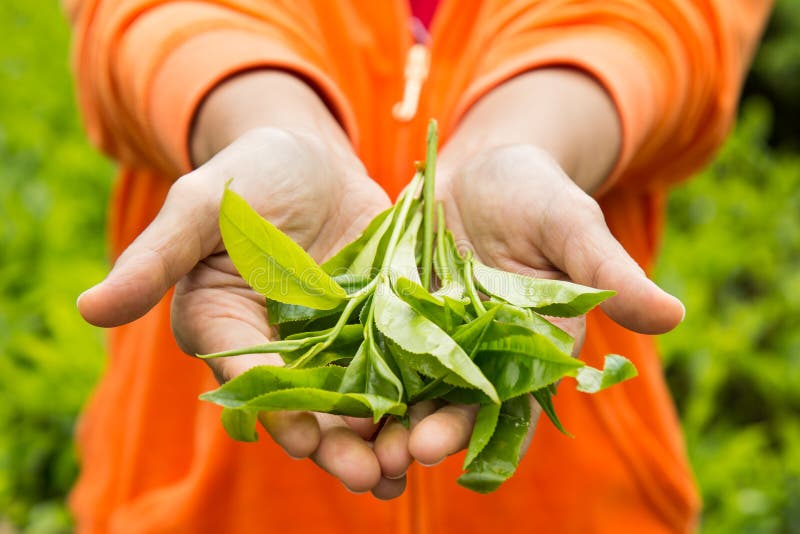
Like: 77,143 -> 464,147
393,43 -> 430,122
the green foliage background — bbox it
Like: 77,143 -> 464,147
0,1 -> 797,532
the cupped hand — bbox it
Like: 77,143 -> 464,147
77,126 -> 413,498
407,141 -> 685,467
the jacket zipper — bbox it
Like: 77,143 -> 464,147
393,11 -> 432,122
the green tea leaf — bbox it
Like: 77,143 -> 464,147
280,349 -> 353,368
471,260 -> 614,317
389,211 -> 422,285
200,366 -> 405,426
245,389 -> 404,421
221,408 -> 258,442
488,302 -> 574,355
394,276 -> 464,332
441,387 -> 488,405
339,326 -> 403,410
532,387 -> 571,436
373,281 -> 499,403
458,395 -> 531,493
395,355 -> 427,400
421,120 -> 438,289
322,208 -> 392,275
279,324 -> 364,366
574,354 -> 638,393
267,301 -> 341,326
451,306 -> 501,357
200,366 -> 343,408
433,229 -> 467,301
220,187 -> 346,309
480,322 -> 581,367
463,403 -> 501,468
284,324 -> 363,345
409,308 -> 501,402
267,274 -> 371,325
476,322 -> 583,400
197,337 -> 314,359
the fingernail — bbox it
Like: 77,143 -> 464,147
678,300 -> 686,323
417,458 -> 443,467
343,485 -> 369,495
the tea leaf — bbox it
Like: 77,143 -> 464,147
532,387 -> 571,436
339,325 -> 403,410
220,187 -> 347,309
200,366 -> 405,426
471,260 -> 614,317
200,366 -> 343,408
477,322 -> 583,400
390,211 -> 422,285
488,302 -> 574,355
267,274 -> 371,325
458,395 -> 531,493
394,276 -> 464,332
574,354 -> 638,393
221,408 -> 258,442
322,208 -> 392,275
245,389 -> 404,422
463,403 -> 501,468
373,281 -> 499,403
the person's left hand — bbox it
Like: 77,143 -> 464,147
406,140 -> 685,468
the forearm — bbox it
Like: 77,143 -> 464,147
443,68 -> 621,194
190,70 -> 355,167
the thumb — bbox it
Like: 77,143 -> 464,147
77,177 -> 220,327
546,197 -> 684,335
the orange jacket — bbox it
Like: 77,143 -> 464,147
67,1 -> 771,532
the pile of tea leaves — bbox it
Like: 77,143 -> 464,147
199,121 -> 637,493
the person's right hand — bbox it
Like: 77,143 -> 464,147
76,72 -> 413,499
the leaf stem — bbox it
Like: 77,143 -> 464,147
435,202 -> 449,284
421,120 -> 438,290
347,274 -> 379,300
463,254 -> 487,315
382,172 -> 423,270
196,338 -> 314,359
287,293 -> 367,368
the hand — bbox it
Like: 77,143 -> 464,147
406,69 -> 685,469
408,141 -> 684,467
77,72 -> 413,499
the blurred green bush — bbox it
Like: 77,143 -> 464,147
0,2 -> 111,532
656,100 -> 800,533
0,1 -> 797,533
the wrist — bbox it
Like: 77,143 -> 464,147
190,70 -> 356,168
443,68 -> 621,194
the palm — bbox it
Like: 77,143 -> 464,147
439,144 -> 589,352
78,127 -> 407,496
172,132 -> 389,381
406,144 -> 601,466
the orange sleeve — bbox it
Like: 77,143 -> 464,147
452,0 -> 773,193
67,0 -> 358,178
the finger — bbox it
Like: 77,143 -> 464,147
259,411 -> 321,459
342,416 -> 381,441
371,475 -> 407,501
77,174 -> 220,328
374,419 -> 412,479
543,194 -> 684,334
408,400 -> 438,427
408,404 -> 478,466
312,414 -> 382,493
